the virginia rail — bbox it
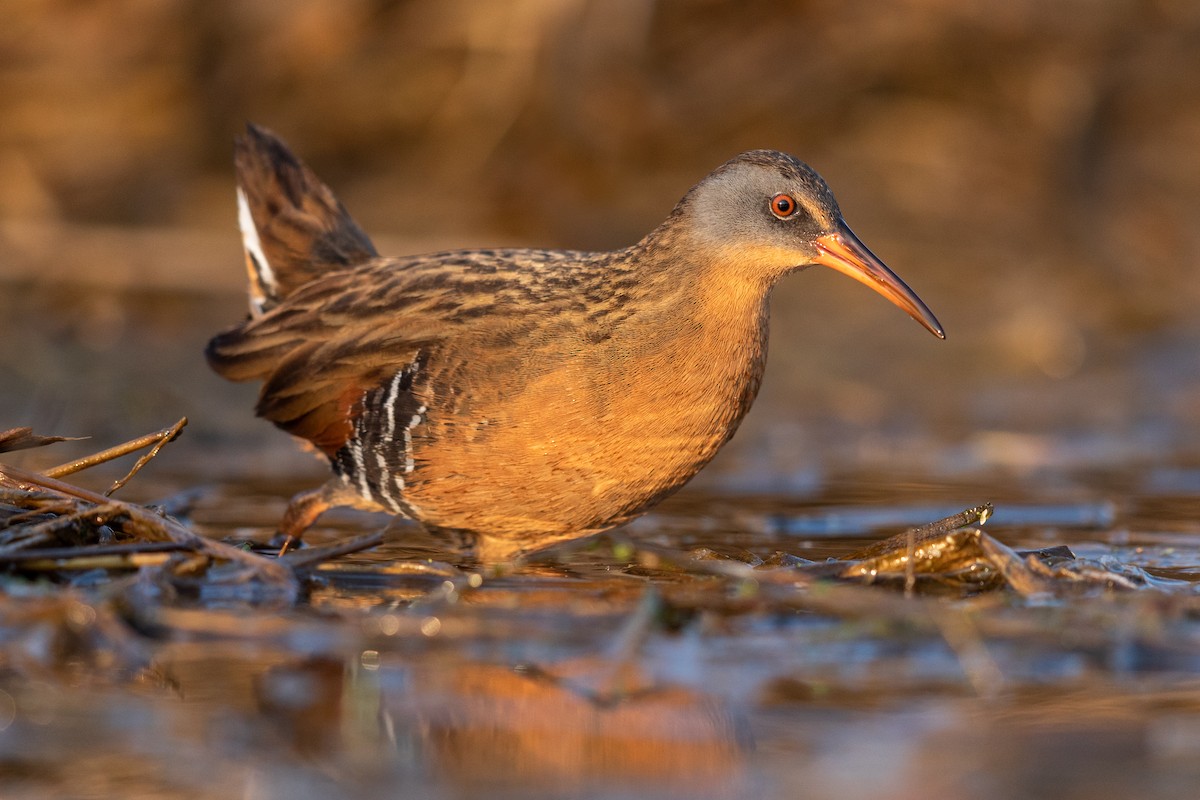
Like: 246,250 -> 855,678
208,125 -> 943,561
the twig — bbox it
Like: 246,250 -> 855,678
908,503 -> 993,538
0,530 -> 55,554
17,552 -> 176,571
0,501 -> 127,556
105,417 -> 188,496
1,496 -> 81,529
904,525 -> 917,598
0,462 -> 291,583
845,503 -> 994,561
42,418 -> 187,483
281,530 -> 388,569
0,541 -> 186,562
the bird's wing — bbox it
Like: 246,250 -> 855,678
206,254 -> 552,456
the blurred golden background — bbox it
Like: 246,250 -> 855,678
3,0 -> 1200,485
4,8 -> 1200,798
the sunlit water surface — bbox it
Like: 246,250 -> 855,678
4,470 -> 1200,800
5,290 -> 1200,799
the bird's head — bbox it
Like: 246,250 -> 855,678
675,150 -> 944,338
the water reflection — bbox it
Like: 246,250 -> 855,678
142,636 -> 752,798
8,292 -> 1200,797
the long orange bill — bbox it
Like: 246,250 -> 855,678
813,223 -> 945,339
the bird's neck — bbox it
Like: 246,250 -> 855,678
612,247 -> 773,440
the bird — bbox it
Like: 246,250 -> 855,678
207,124 -> 944,563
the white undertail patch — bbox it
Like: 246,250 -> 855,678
237,187 -> 276,316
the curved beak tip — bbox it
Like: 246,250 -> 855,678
813,228 -> 944,342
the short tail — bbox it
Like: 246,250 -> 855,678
235,123 -> 378,316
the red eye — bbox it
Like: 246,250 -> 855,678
770,193 -> 797,218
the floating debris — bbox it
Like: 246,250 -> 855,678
0,423 -> 378,606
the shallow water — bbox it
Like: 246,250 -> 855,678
6,288 -> 1200,798
6,474 -> 1199,798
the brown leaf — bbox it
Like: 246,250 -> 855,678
0,427 -> 84,454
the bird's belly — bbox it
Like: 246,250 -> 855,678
404,359 -> 753,537
408,420 -> 720,537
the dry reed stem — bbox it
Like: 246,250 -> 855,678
281,530 -> 387,569
17,552 -> 175,571
0,462 -> 291,583
42,417 -> 187,487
